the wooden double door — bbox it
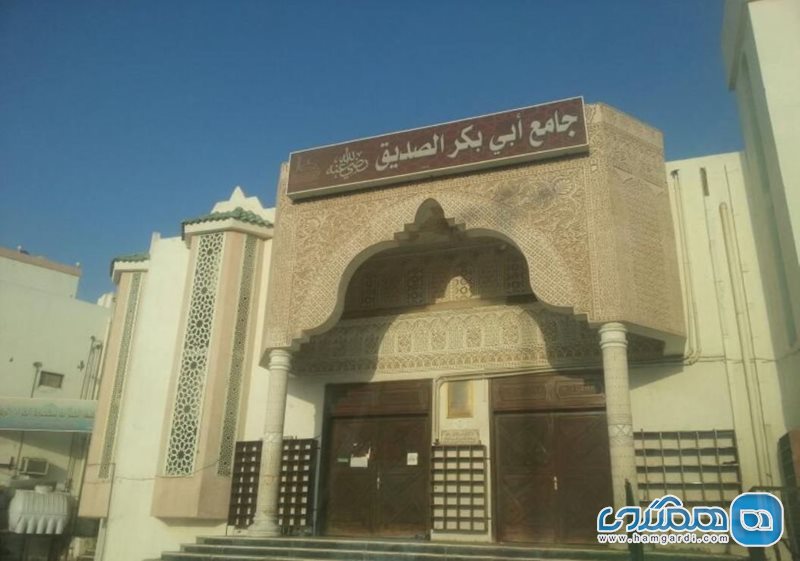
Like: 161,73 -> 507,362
492,372 -> 613,544
322,381 -> 431,538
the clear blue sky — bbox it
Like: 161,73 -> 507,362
0,1 -> 742,301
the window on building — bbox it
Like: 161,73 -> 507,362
38,371 -> 64,389
447,380 -> 473,418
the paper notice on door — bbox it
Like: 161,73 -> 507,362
349,455 -> 368,468
406,452 -> 419,466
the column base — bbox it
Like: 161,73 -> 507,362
248,516 -> 282,537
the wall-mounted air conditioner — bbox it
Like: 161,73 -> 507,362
19,457 -> 49,476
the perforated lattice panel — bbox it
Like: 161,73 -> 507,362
165,232 -> 224,476
228,440 -> 262,528
278,438 -> 317,535
431,444 -> 487,532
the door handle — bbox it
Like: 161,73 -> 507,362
553,475 -> 558,491
377,474 -> 381,491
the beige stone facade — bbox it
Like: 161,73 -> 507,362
263,104 -> 684,357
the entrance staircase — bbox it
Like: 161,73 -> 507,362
151,536 -> 745,561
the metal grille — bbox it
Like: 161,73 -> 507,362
228,440 -> 262,528
431,444 -> 487,532
634,429 -> 742,506
278,438 -> 318,535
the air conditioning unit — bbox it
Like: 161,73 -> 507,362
19,457 -> 49,477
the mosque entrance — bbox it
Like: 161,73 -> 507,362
491,371 -> 612,544
320,380 -> 431,538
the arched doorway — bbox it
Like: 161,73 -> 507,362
294,202 -> 617,541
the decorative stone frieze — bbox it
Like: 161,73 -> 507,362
295,302 -> 663,377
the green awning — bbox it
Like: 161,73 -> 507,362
0,397 -> 96,432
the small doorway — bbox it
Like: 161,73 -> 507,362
321,380 -> 431,538
491,371 -> 613,544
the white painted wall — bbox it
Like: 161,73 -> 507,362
0,252 -> 79,298
653,152 -> 795,491
723,0 -> 800,351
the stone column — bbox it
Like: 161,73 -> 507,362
599,322 -> 638,511
249,348 -> 292,536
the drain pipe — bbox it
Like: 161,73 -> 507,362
719,200 -> 773,485
668,169 -> 701,364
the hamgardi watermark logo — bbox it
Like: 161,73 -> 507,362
597,492 -> 783,547
729,492 -> 784,547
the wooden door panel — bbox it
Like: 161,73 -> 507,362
556,412 -> 613,544
325,418 -> 376,536
496,474 -> 557,543
493,408 -> 612,545
494,413 -> 557,543
324,415 -> 430,537
376,417 -> 429,536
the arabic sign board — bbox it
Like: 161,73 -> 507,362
287,97 -> 588,200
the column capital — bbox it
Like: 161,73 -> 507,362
268,348 -> 292,370
599,322 -> 628,350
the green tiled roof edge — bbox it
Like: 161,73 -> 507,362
110,252 -> 150,276
182,206 -> 272,228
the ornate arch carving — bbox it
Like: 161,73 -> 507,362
285,192 -> 581,349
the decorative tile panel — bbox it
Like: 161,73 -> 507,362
165,233 -> 224,476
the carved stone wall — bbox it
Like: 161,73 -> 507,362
263,103 -> 685,352
295,238 -> 663,376
585,103 -> 684,331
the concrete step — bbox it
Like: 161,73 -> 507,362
194,537 -> 624,559
152,536 -> 745,561
177,544 -> 611,561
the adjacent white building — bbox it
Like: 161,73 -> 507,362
0,246 -> 111,557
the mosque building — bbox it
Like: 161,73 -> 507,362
75,2 -> 800,560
